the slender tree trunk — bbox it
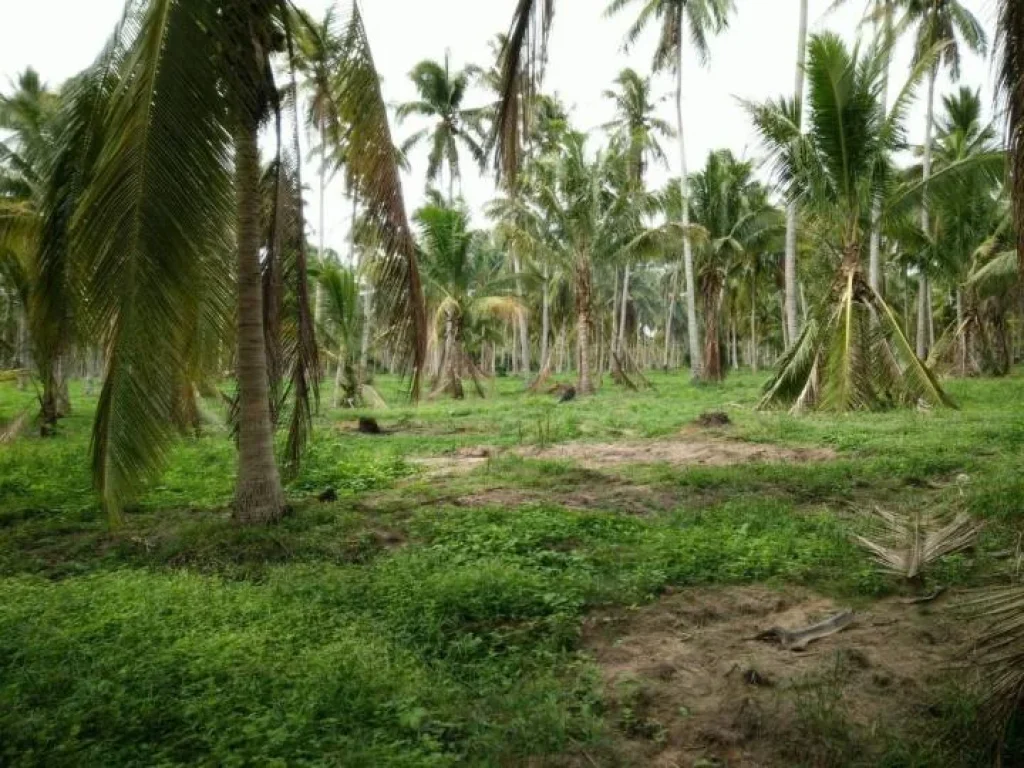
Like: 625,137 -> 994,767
676,26 -> 702,377
233,120 -> 286,524
917,64 -> 938,360
869,1 -> 894,294
927,279 -> 935,350
784,0 -> 809,345
956,288 -> 966,376
514,256 -> 530,374
618,264 -> 631,354
314,116 -> 327,333
610,266 -> 620,357
749,272 -> 758,373
540,263 -> 551,369
332,342 -> 346,409
576,254 -> 595,394
663,266 -> 678,369
917,274 -> 929,359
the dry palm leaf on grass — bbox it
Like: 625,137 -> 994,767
853,507 -> 982,582
962,586 -> 1024,740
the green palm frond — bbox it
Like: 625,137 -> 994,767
75,0 -> 235,522
494,0 -> 554,185
335,2 -> 426,399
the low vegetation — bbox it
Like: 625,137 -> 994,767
2,372 -> 1022,766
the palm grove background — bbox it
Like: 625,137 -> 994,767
3,0 -> 1024,757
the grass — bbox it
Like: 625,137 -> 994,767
1,370 -> 1023,765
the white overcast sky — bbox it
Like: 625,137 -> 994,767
0,0 -> 998,255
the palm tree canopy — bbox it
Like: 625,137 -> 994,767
602,68 -> 674,184
605,0 -> 735,71
398,55 -> 486,190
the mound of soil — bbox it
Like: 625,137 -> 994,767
583,586 -> 964,767
694,411 -> 732,428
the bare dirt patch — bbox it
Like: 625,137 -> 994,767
412,438 -> 835,478
583,585 -> 964,767
516,438 -> 835,470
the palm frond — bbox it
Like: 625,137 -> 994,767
76,0 -> 234,522
336,2 -> 427,399
853,506 -> 981,580
494,0 -> 554,185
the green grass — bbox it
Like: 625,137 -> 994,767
1,371 -> 1023,765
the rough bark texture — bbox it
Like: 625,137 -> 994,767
233,120 -> 286,525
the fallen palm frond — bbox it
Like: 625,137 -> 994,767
853,507 -> 982,581
962,586 -> 1024,740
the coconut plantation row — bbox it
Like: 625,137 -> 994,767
2,0 -> 1024,766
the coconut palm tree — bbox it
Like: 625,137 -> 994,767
317,261 -> 364,408
0,70 -> 95,431
604,0 -> 735,380
415,201 -> 520,398
603,67 -> 673,357
75,0 -> 424,524
828,1 -> 904,295
516,135 -> 643,394
901,0 -> 986,359
398,55 -> 486,202
293,7 -> 344,330
747,33 -> 955,412
689,150 -> 782,382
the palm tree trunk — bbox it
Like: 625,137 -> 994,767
332,341 -> 346,409
749,271 -> 758,373
442,310 -> 464,399
618,264 -> 631,353
576,253 -> 595,395
916,274 -> 929,359
917,64 -> 938,360
956,287 -> 966,375
514,257 -> 530,373
540,263 -> 551,370
869,1 -> 893,294
676,25 -> 702,378
663,266 -> 678,369
233,119 -> 286,525
314,116 -> 327,333
611,266 -> 620,357
784,0 -> 809,345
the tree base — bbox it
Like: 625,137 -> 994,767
233,478 -> 287,525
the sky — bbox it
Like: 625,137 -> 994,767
0,0 -> 998,256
